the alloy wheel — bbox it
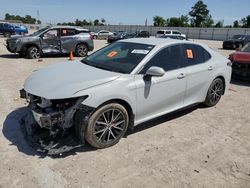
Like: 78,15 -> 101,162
77,45 -> 88,57
208,79 -> 223,105
93,108 -> 126,144
30,47 -> 40,59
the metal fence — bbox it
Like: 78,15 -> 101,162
22,23 -> 250,41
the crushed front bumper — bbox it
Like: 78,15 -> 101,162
20,109 -> 84,155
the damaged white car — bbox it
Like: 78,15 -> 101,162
20,38 -> 232,155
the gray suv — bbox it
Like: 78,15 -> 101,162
6,26 -> 94,59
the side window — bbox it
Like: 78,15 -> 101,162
140,45 -> 184,74
183,44 -> 211,66
61,29 -> 76,36
43,29 -> 59,38
0,23 -> 3,28
165,31 -> 171,34
173,31 -> 181,35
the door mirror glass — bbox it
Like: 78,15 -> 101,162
145,66 -> 165,77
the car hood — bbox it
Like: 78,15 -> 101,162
24,60 -> 121,99
229,51 -> 250,63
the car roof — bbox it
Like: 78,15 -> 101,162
51,26 -> 89,31
120,37 -> 191,46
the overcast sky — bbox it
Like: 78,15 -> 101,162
0,0 -> 249,25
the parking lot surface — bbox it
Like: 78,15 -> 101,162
0,36 -> 250,188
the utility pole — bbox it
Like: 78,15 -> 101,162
36,10 -> 40,24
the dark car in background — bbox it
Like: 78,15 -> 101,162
14,25 -> 28,35
107,31 -> 128,43
229,43 -> 250,80
134,30 -> 150,38
223,35 -> 250,49
0,22 -> 15,37
6,26 -> 94,59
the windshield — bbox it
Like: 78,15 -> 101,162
30,27 -> 49,36
82,42 -> 154,73
241,43 -> 250,52
232,35 -> 245,40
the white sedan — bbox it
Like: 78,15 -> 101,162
22,38 -> 232,152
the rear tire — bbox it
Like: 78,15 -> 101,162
204,78 -> 224,107
27,46 -> 41,59
75,44 -> 88,57
78,103 -> 129,149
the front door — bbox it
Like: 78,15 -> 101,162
135,44 -> 187,124
40,29 -> 61,54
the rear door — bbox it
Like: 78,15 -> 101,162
40,29 -> 61,54
135,44 -> 187,123
60,28 -> 77,53
182,44 -> 213,105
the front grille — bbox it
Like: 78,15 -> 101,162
232,61 -> 250,79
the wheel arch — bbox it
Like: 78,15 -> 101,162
214,75 -> 226,95
98,99 -> 135,130
21,43 -> 41,53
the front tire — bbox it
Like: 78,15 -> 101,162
27,46 -> 41,59
4,32 -> 11,38
204,78 -> 224,107
80,103 -> 129,149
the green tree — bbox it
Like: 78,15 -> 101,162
179,15 -> 189,27
214,21 -> 223,28
241,15 -> 250,28
189,0 -> 210,27
203,15 -> 214,27
94,19 -> 100,26
153,16 -> 166,26
233,20 -> 239,28
166,17 -> 181,27
100,18 -> 106,26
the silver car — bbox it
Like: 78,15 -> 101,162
6,26 -> 94,59
21,38 -> 232,153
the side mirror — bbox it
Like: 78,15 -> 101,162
145,66 -> 165,77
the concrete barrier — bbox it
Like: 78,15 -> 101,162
15,23 -> 250,41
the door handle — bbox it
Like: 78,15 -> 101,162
177,73 -> 186,79
208,66 -> 213,71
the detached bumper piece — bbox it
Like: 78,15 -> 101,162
20,109 -> 83,155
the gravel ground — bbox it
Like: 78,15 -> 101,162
0,36 -> 250,188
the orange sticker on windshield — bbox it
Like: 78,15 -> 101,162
186,49 -> 193,59
107,51 -> 118,58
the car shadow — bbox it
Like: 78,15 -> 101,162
0,54 -> 20,59
2,107 -> 96,159
126,104 -> 200,136
3,104 -> 201,158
